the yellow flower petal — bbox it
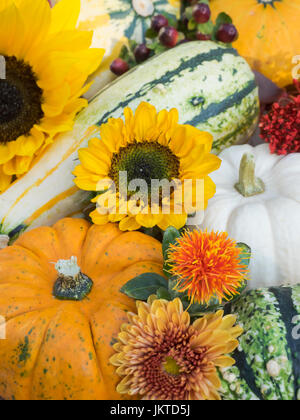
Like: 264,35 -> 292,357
17,0 -> 51,58
157,213 -> 187,231
119,216 -> 141,232
3,155 -> 33,176
214,356 -> 236,368
0,166 -> 12,192
0,0 -> 103,191
49,0 -> 80,34
135,212 -> 164,229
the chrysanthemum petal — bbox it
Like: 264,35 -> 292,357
214,356 -> 236,367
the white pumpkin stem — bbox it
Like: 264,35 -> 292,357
235,153 -> 265,197
0,235 -> 9,249
55,256 -> 81,279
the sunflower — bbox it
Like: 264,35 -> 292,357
0,0 -> 104,192
74,102 -> 221,231
168,230 -> 249,306
110,296 -> 243,400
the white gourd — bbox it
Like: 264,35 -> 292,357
196,144 -> 300,289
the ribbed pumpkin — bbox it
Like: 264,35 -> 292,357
211,0 -> 300,87
0,218 -> 164,400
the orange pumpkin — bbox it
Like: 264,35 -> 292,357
0,218 -> 164,400
211,0 -> 300,87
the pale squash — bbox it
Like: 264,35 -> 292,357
0,41 -> 258,239
194,144 -> 300,289
62,0 -> 179,97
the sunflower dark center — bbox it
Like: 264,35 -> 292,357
0,56 -> 44,143
108,141 -> 180,194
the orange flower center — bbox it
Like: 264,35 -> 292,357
134,325 -> 208,400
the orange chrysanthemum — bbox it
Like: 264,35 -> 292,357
168,230 -> 248,305
110,297 -> 243,400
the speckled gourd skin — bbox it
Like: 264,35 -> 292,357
0,218 -> 164,400
219,285 -> 300,401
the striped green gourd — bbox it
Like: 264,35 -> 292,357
220,285 -> 300,401
0,41 -> 258,238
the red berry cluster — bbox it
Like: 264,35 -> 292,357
110,1 -> 238,77
260,83 -> 300,155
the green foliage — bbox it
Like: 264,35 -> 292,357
120,272 -> 167,300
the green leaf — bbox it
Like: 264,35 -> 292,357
145,28 -> 158,39
168,277 -> 182,299
197,21 -> 214,35
120,273 -> 167,301
154,44 -> 168,54
237,242 -> 251,268
215,12 -> 233,28
119,42 -> 137,67
156,287 -> 172,300
188,18 -> 197,31
162,227 -> 181,276
128,39 -> 138,51
162,227 -> 181,260
184,6 -> 194,20
168,18 -> 178,29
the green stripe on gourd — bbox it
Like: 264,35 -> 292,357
220,285 -> 300,400
104,0 -> 177,41
91,41 -> 258,154
0,41 -> 258,237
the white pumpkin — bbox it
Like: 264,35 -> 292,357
196,144 -> 300,289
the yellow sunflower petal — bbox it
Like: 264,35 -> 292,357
0,142 -> 16,165
18,0 -> 51,57
119,216 -> 141,232
3,155 -> 33,176
0,2 -> 23,56
0,0 -> 103,190
0,166 -> 12,192
14,127 -> 44,157
90,209 -> 109,226
49,0 -> 80,34
100,118 -> 126,153
78,148 -> 110,176
131,102 -> 157,142
157,213 -> 187,231
42,83 -> 71,117
135,212 -> 164,229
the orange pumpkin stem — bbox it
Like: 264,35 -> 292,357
53,256 -> 93,301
